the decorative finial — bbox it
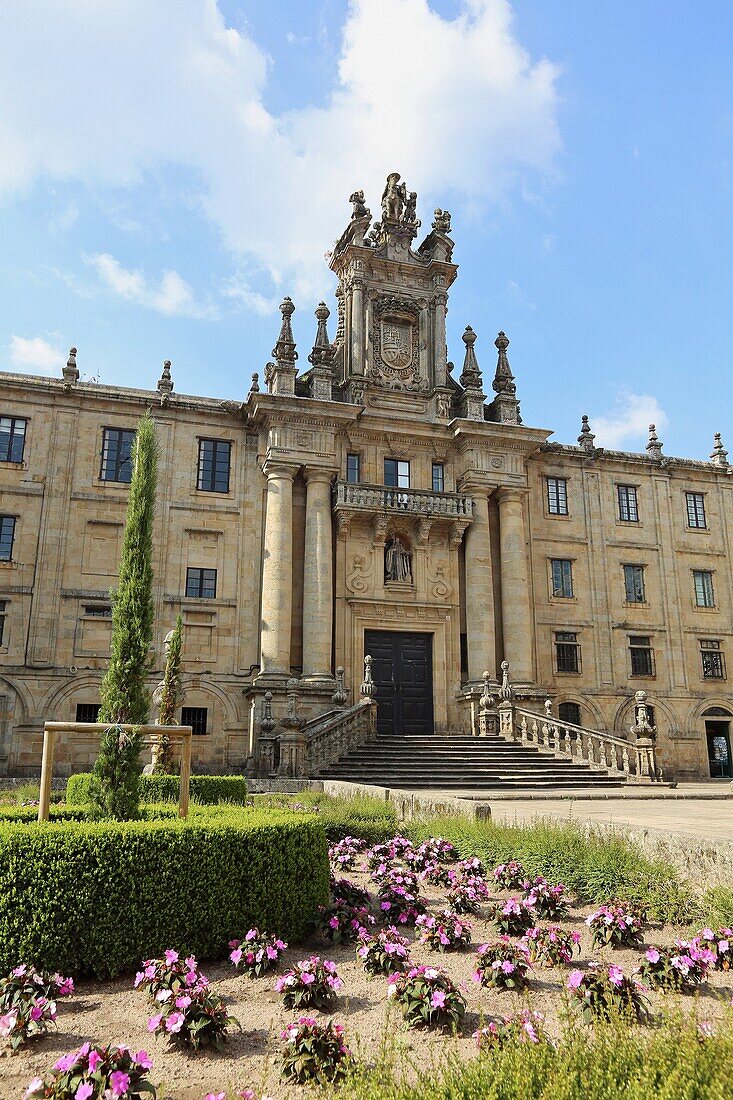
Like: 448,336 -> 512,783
157,359 -> 173,397
492,331 -> 515,395
499,660 -> 515,702
360,654 -> 375,698
646,423 -> 664,461
459,325 -> 481,386
62,346 -> 79,386
711,432 -> 729,469
249,372 -> 260,394
577,414 -> 596,453
272,297 -> 297,365
332,666 -> 348,707
308,302 -> 331,368
479,670 -> 493,711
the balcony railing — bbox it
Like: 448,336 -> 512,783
333,480 -> 474,519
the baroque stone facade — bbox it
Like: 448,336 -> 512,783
0,176 -> 731,780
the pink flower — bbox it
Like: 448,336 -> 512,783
175,994 -> 192,1009
608,965 -> 624,987
147,1014 -> 163,1032
205,1094 -> 226,1100
645,948 -> 661,964
164,949 -> 179,965
567,970 -> 584,990
110,1071 -> 131,1096
75,1084 -> 94,1100
184,970 -> 198,986
134,1050 -> 152,1070
300,971 -> 315,985
230,947 -> 243,966
88,1050 -> 102,1073
430,990 -> 446,1009
501,961 -> 515,974
54,1050 -> 79,1072
0,1011 -> 17,1038
166,1011 -> 185,1034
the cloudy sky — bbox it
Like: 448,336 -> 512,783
1,0 -> 731,458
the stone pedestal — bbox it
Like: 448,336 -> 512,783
302,469 -> 335,683
497,488 -> 533,683
258,461 -> 297,680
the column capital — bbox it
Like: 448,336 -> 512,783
262,459 -> 299,481
303,466 -> 337,485
495,486 -> 530,505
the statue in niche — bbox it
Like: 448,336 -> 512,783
385,536 -> 412,583
381,172 -> 406,222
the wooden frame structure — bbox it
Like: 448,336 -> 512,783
38,723 -> 193,822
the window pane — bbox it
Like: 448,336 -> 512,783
101,428 -> 135,482
346,454 -> 360,483
547,477 -> 568,515
551,559 -> 573,597
432,463 -> 444,493
0,516 -> 15,561
384,458 -> 397,487
686,492 -> 706,529
0,417 -> 27,463
693,570 -> 714,607
0,603 -> 6,647
624,565 -> 645,603
629,636 -> 654,676
618,485 -> 638,522
198,439 -> 231,492
397,461 -> 410,488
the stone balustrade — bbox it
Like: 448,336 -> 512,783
303,698 -> 377,776
333,479 -> 474,519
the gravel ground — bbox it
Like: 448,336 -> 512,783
1,859 -> 732,1100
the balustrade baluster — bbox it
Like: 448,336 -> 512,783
622,745 -> 631,774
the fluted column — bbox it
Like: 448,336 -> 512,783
302,468 -> 334,681
350,280 -> 365,375
463,489 -> 496,682
259,461 -> 297,678
497,488 -> 533,682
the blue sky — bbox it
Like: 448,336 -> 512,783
1,1 -> 731,458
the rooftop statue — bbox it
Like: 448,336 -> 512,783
381,172 -> 406,222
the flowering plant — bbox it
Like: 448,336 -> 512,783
275,956 -> 343,1012
280,1016 -> 352,1084
522,876 -> 569,919
366,836 -> 413,869
697,927 -> 733,971
585,902 -> 645,948
356,926 -> 411,976
330,875 -> 371,908
489,897 -> 537,936
420,861 -> 453,887
0,965 -> 74,1009
523,925 -> 581,967
23,1043 -> 156,1099
474,1009 -> 550,1050
567,964 -> 649,1023
638,941 -> 714,992
229,929 -> 288,977
474,938 -> 531,991
134,950 -> 207,1000
0,965 -> 73,1050
405,837 -> 457,871
147,987 -> 238,1051
387,966 -> 466,1031
416,909 -> 472,953
328,835 -> 366,871
446,872 -> 490,914
493,860 -> 526,890
319,899 -> 373,944
377,869 -> 426,924
455,856 -> 485,877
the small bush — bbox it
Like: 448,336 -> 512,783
229,930 -> 288,977
66,772 -> 247,806
24,1043 -> 156,1100
568,964 -> 650,1024
387,965 -> 466,1032
147,985 -> 238,1051
356,927 -> 411,976
319,898 -> 374,944
586,901 -> 645,949
474,1009 -> 550,1050
638,941 -> 714,991
523,925 -> 581,967
415,909 -> 472,952
281,1016 -> 352,1084
474,939 -> 532,991
275,956 -> 343,1012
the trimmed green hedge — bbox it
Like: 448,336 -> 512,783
251,791 -> 397,845
0,810 -> 328,977
66,772 -> 247,806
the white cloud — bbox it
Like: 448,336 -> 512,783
221,274 -> 280,317
590,391 -> 669,450
84,253 -> 219,319
0,0 -> 561,304
48,201 -> 79,235
8,335 -> 66,374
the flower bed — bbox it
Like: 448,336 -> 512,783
356,927 -> 411,976
523,925 -> 581,967
229,930 -> 287,978
697,927 -> 733,970
489,897 -> 537,936
474,1009 -> 550,1049
24,1044 -> 156,1100
416,909 -> 472,952
275,957 -> 343,1012
638,941 -> 714,991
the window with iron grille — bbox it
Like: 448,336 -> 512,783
384,458 -> 410,488
617,485 -> 639,522
693,570 -> 715,608
550,559 -> 574,598
0,417 -> 27,463
432,463 -> 445,493
75,703 -> 101,723
686,492 -> 707,529
346,453 -> 361,483
0,601 -> 6,647
701,640 -> 725,680
0,516 -> 15,562
84,604 -> 112,617
100,427 -> 135,483
546,477 -> 568,515
197,439 -> 231,493
558,701 -> 581,726
623,564 -> 646,603
181,706 -> 208,735
185,567 -> 217,599
555,631 -> 580,673
629,635 -> 655,677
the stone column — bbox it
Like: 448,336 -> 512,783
463,489 -> 496,682
350,280 -> 365,375
433,290 -> 448,388
302,468 -> 334,681
259,461 -> 297,678
497,488 -> 533,682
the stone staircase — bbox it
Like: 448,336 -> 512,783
319,731 -> 627,791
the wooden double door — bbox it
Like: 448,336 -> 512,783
364,630 -> 434,736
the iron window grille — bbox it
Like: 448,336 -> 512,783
346,453 -> 361,483
686,492 -> 707,529
547,477 -> 568,515
617,485 -> 639,522
555,631 -> 581,673
197,439 -> 231,493
623,564 -> 646,603
0,417 -> 27,463
693,570 -> 715,608
432,463 -> 445,493
550,558 -> 574,598
185,567 -> 217,599
100,428 -> 135,483
0,516 -> 16,562
181,706 -> 208,735
558,701 -> 581,726
701,640 -> 725,680
84,604 -> 112,617
629,635 -> 655,677
75,703 -> 101,723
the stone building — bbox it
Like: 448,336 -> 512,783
0,176 -> 731,782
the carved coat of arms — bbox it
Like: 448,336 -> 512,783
380,320 -> 412,369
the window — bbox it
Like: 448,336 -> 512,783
546,477 -> 568,515
185,567 -> 217,599
555,631 -> 581,673
0,416 -> 27,463
84,604 -> 112,617
0,601 -> 6,646
693,570 -> 715,608
701,640 -> 726,680
384,458 -> 410,488
346,453 -> 361,484
432,463 -> 445,493
0,516 -> 15,562
623,564 -> 646,603
197,439 -> 231,493
686,492 -> 707,529
75,703 -> 101,723
558,701 -> 581,726
100,427 -> 135,483
629,635 -> 655,677
617,485 -> 639,522
182,706 -> 208,735
550,559 -> 574,598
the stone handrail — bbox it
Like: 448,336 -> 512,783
304,698 -> 377,776
333,479 -> 474,519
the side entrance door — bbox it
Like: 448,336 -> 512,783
364,630 -> 434,736
706,720 -> 732,778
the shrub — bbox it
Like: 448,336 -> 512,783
446,871 -> 490,914
493,860 -> 526,890
568,964 -> 650,1023
697,926 -> 733,970
275,956 -> 343,1012
281,1016 -> 352,1084
319,898 -> 373,944
24,1044 -> 156,1100
229,930 -> 287,977
0,811 -> 328,977
66,773 -> 247,806
523,925 -> 581,967
638,941 -> 714,991
147,986 -> 238,1051
0,964 -> 74,1006
474,1009 -> 550,1050
474,939 -> 532,991
134,950 -> 208,999
490,897 -> 537,936
416,909 -> 472,952
0,992 -> 56,1049
356,927 -> 410,976
522,876 -> 569,919
387,965 -> 466,1031
585,901 -> 645,949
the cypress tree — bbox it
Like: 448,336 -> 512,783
91,411 -> 159,819
152,612 -> 183,773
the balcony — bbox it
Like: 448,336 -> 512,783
333,480 -> 474,519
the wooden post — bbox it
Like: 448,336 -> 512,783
178,731 -> 192,818
38,726 -> 56,822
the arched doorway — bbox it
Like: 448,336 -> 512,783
702,707 -> 733,778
